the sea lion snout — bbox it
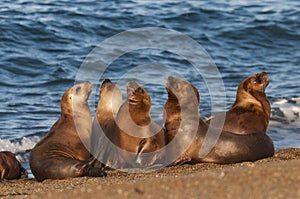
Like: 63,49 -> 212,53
166,76 -> 178,89
166,76 -> 199,104
126,81 -> 149,105
100,79 -> 113,90
74,81 -> 92,102
101,79 -> 112,85
127,81 -> 141,95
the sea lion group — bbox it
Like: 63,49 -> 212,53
20,72 -> 273,181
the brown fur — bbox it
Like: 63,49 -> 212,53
0,151 -> 27,180
207,72 -> 270,134
115,81 -> 165,169
30,82 -> 106,182
91,79 -> 123,167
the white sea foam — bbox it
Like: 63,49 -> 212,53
273,99 -> 288,105
271,98 -> 300,128
0,136 -> 40,162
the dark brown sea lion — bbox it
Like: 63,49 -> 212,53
0,151 -> 27,180
164,77 -> 274,165
30,82 -> 106,182
115,81 -> 165,169
207,72 -> 270,134
91,79 -> 123,167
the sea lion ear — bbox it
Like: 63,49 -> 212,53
68,92 -> 73,100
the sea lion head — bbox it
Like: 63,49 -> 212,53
166,76 -> 200,107
126,81 -> 151,112
124,81 -> 151,126
241,72 -> 269,95
61,81 -> 92,116
99,79 -> 122,115
235,72 -> 270,109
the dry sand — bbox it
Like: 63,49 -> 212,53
1,148 -> 300,199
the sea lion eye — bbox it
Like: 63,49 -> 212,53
76,87 -> 81,93
253,78 -> 261,84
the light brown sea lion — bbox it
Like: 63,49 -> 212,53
30,82 -> 106,182
164,77 -> 274,165
115,81 -> 165,169
91,79 -> 123,167
207,72 -> 270,134
0,151 -> 27,180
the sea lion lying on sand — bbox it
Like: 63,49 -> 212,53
164,77 -> 274,165
207,72 -> 270,134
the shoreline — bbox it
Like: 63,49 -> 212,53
2,148 -> 300,198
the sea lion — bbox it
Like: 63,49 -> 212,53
30,82 -> 106,182
115,81 -> 165,169
207,72 -> 270,134
0,151 -> 28,180
91,79 -> 123,167
164,77 -> 274,165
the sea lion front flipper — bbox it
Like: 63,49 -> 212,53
134,139 -> 147,166
134,138 -> 165,168
82,163 -> 107,177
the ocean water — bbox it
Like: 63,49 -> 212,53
0,0 -> 299,176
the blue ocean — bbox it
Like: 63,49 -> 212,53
0,0 -> 299,176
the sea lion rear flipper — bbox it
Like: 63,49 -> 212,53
82,164 -> 107,177
20,166 -> 28,179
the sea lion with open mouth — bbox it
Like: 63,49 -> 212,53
115,81 -> 165,169
91,79 -> 123,167
207,72 -> 270,134
164,77 -> 274,165
30,82 -> 106,182
0,151 -> 28,180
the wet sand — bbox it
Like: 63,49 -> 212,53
1,148 -> 300,199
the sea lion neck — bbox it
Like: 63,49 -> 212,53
60,98 -> 74,120
164,96 -> 181,122
128,101 -> 151,126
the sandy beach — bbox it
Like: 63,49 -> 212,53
0,148 -> 299,199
